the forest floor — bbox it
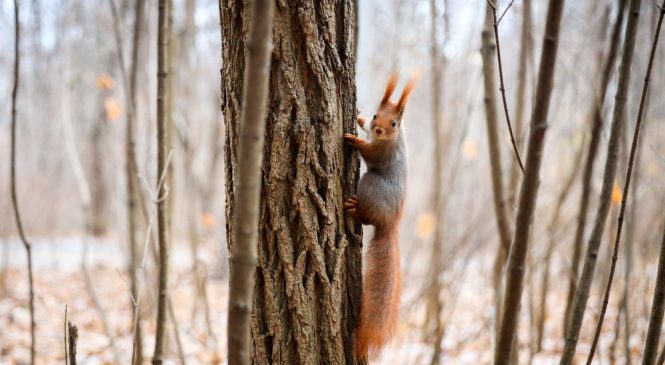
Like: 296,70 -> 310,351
0,237 -> 655,364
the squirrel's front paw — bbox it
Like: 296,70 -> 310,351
344,195 -> 359,216
344,133 -> 363,147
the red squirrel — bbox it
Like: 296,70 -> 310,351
344,73 -> 416,360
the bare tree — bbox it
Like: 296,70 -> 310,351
221,0 -> 363,363
153,0 -> 170,363
226,0 -> 275,364
560,0 -> 642,362
9,1 -> 35,364
494,0 -> 566,363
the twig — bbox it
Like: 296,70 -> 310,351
487,0 -> 525,175
9,2 -> 35,364
68,321 -> 78,365
585,2 -> 665,363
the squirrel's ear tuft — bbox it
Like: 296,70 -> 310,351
396,72 -> 419,113
381,73 -> 399,105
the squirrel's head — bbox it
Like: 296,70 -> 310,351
369,73 -> 417,141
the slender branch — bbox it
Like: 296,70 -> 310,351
586,2 -> 665,363
9,2 -> 35,364
487,0 -> 525,175
494,0 -> 566,363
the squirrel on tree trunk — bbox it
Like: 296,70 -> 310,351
344,73 -> 416,360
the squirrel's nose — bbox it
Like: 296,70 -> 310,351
375,128 -> 383,136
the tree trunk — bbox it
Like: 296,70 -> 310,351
480,2 -> 514,359
127,0 -> 145,362
494,0 -> 566,363
152,0 -> 170,363
221,1 -> 363,364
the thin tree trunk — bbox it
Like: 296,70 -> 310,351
494,0 -> 566,363
480,5 -> 512,350
153,0 -> 170,363
481,1 -> 512,286
166,0 -> 175,242
643,223 -> 665,365
225,0 -> 275,364
563,0 -> 628,331
221,0 -> 363,363
560,0 -> 642,362
586,3 -> 664,362
127,0 -> 145,362
9,2 -> 35,364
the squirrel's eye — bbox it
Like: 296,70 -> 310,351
372,115 -> 377,120
392,121 -> 397,128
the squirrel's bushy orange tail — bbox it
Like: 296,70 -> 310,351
355,228 -> 401,360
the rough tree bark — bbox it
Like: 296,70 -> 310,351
559,0 -> 642,363
221,1 -> 363,364
494,0 -> 566,363
152,0 -> 170,363
563,0 -> 628,331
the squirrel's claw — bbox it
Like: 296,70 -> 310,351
344,133 -> 363,147
344,195 -> 359,213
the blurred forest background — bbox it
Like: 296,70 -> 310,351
1,0 -> 665,364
